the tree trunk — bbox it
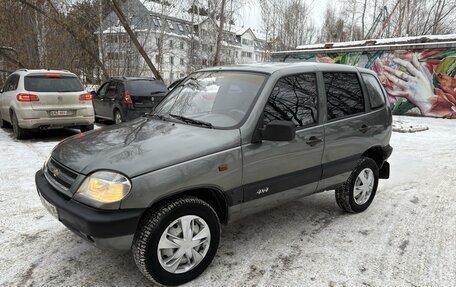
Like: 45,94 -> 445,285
213,0 -> 226,66
109,0 -> 162,81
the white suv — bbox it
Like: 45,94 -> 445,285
0,69 -> 95,139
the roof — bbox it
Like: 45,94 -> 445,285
197,62 -> 363,74
295,34 -> 456,50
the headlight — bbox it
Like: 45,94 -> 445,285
76,171 -> 131,203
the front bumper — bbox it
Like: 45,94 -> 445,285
35,170 -> 145,250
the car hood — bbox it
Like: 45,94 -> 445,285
51,117 -> 241,177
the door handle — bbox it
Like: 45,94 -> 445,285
359,124 -> 371,133
306,136 -> 322,146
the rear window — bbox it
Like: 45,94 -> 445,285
126,80 -> 168,96
24,75 -> 84,92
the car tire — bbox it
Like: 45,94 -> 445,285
132,196 -> 220,286
335,157 -> 379,213
80,124 -> 94,133
11,111 -> 30,139
114,110 -> 123,124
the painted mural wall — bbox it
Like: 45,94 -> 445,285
276,48 -> 456,118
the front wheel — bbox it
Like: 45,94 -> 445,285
132,196 -> 220,286
335,157 -> 379,213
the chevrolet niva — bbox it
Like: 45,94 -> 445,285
36,63 -> 392,286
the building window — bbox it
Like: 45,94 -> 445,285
170,56 -> 174,65
169,40 -> 173,48
228,50 -> 231,56
153,18 -> 159,26
177,23 -> 184,32
167,20 -> 174,29
236,51 -> 239,58
180,41 -> 184,49
180,58 -> 184,65
156,38 -> 161,46
202,59 -> 207,66
242,51 -> 252,58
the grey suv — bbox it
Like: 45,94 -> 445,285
35,63 -> 392,285
0,69 -> 94,139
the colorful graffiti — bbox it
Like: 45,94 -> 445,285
278,48 -> 456,118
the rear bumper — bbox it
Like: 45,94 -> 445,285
16,106 -> 94,129
35,170 -> 145,250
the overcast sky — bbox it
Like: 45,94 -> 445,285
238,0 -> 330,31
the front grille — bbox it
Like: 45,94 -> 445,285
45,158 -> 78,191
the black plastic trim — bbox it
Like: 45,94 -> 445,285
35,170 -> 145,238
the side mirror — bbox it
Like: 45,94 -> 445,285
90,90 -> 97,97
261,120 -> 296,141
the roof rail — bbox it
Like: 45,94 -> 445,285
16,68 -> 28,72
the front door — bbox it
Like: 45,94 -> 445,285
241,72 -> 324,216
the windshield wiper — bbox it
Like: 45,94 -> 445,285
168,113 -> 213,129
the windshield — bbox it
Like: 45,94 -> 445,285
24,75 -> 84,92
155,71 -> 267,128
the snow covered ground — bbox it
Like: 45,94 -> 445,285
0,116 -> 455,287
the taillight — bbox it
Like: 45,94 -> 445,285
17,93 -> 39,102
79,93 -> 92,101
122,90 -> 133,105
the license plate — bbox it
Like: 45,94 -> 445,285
38,192 -> 58,219
50,110 -> 72,116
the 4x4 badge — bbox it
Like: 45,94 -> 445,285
256,187 -> 269,195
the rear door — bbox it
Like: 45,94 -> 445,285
93,82 -> 109,117
25,73 -> 84,117
0,74 -> 20,120
319,71 -> 372,190
98,81 -> 119,118
126,80 -> 168,111
241,72 -> 324,216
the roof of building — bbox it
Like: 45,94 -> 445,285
295,34 -> 456,50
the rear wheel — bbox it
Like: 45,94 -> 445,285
0,111 -> 10,128
335,157 -> 379,213
11,111 -> 30,139
114,110 -> 123,124
80,124 -> 94,133
132,196 -> 220,286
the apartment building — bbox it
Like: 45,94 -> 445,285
99,0 -> 268,84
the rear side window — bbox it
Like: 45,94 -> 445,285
126,80 -> 168,96
323,72 -> 364,120
264,73 -> 318,128
362,73 -> 386,109
3,74 -> 19,92
24,75 -> 84,92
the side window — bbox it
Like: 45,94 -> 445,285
264,73 -> 318,128
3,74 -> 19,92
106,82 -> 119,98
323,72 -> 364,120
98,82 -> 110,97
362,73 -> 386,109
